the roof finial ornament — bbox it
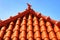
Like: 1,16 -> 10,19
27,3 -> 31,10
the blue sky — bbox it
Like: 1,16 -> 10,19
0,0 -> 60,21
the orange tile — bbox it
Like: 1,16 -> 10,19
33,20 -> 38,26
19,31 -> 26,39
0,31 -> 5,38
6,24 -> 13,32
23,16 -> 26,20
34,31 -> 40,39
56,31 -> 60,39
27,25 -> 33,32
0,26 -> 6,39
33,16 -> 38,26
33,16 -> 38,21
39,18 -> 44,21
11,31 -> 19,39
39,18 -> 45,26
1,26 -> 6,31
13,25 -> 20,32
20,25 -> 26,32
34,25 -> 39,32
54,25 -> 60,33
46,21 -> 51,26
28,14 -> 32,20
40,25 -> 46,32
41,31 -> 48,39
16,18 -> 21,25
49,31 -> 56,39
4,31 -> 12,39
27,31 -> 33,39
47,26 -> 53,32
10,21 -> 14,25
21,20 -> 26,26
27,20 -> 32,26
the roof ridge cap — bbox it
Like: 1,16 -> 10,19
0,9 -> 29,27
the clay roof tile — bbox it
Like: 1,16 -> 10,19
56,32 -> 60,39
54,25 -> 60,33
27,25 -> 33,32
16,18 -> 21,25
40,25 -> 46,32
41,31 -> 48,39
27,31 -> 33,39
49,31 -> 56,39
20,25 -> 26,32
1,26 -> 6,31
19,31 -> 26,39
34,31 -> 40,39
4,31 -> 12,39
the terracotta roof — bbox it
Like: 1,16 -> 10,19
0,3 -> 60,40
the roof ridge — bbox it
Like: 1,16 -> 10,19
0,9 -> 29,27
29,8 -> 60,26
0,4 -> 60,27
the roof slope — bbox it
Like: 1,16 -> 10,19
0,3 -> 60,40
